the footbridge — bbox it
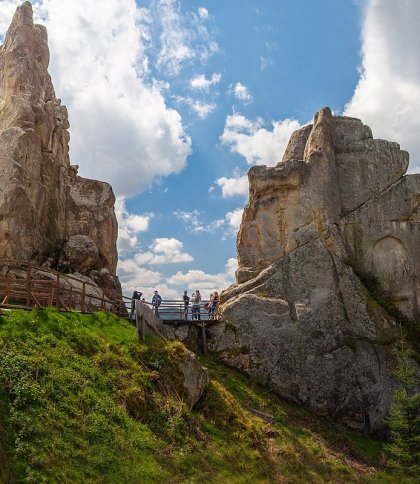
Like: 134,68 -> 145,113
0,259 -> 221,351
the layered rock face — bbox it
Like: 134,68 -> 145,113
0,3 -> 119,292
210,107 -> 419,434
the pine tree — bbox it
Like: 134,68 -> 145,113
386,332 -> 420,474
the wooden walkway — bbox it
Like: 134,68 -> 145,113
0,259 -> 129,317
0,259 -> 220,324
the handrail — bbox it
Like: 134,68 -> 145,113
0,259 -> 220,322
0,259 -> 128,317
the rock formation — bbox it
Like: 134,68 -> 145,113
210,107 -> 419,434
0,2 -> 119,292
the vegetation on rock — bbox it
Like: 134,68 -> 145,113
0,309 -> 416,482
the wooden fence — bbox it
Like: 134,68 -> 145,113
0,259 -> 220,326
0,259 -> 129,317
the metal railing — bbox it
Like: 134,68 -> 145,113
129,299 -> 219,322
0,259 -> 221,324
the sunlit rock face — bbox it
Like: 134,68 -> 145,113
0,2 -> 119,292
210,107 -> 419,434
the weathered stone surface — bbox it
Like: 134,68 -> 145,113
175,350 -> 210,408
59,235 -> 99,273
0,3 -> 119,292
212,107 -> 419,434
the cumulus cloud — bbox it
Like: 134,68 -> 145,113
118,258 -> 162,295
174,96 -> 216,119
225,208 -> 244,231
230,82 -> 252,102
135,237 -> 193,265
344,0 -> 420,172
225,257 -> 238,279
190,72 -> 221,91
216,174 -> 248,198
115,198 -> 153,253
220,114 -> 301,166
0,0 -> 194,198
167,257 -> 237,292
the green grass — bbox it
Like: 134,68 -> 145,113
0,309 -> 414,483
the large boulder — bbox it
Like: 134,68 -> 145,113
210,107 -> 419,434
0,2 -> 120,293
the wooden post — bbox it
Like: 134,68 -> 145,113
201,321 -> 208,356
135,313 -> 141,341
141,315 -> 146,341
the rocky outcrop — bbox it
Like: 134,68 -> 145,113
0,2 -> 119,292
210,107 -> 419,434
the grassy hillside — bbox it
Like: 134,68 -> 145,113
0,309 -> 414,483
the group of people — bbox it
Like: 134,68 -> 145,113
130,289 -> 219,321
183,290 -> 219,321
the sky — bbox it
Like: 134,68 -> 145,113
0,0 -> 419,300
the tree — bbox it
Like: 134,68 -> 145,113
386,332 -> 420,474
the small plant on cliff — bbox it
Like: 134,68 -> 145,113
255,291 -> 269,298
386,332 -> 420,475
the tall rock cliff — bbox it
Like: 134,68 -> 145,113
0,2 -> 119,291
210,107 -> 419,434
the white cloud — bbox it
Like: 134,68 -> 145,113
174,209 -> 224,233
174,208 -> 242,238
117,258 -> 162,295
135,237 -> 193,265
0,0 -> 194,198
216,174 -> 249,198
225,257 -> 238,279
344,0 -> 420,172
154,0 -> 218,76
198,7 -> 209,19
220,114 -> 301,166
230,82 -> 252,103
115,198 -> 153,253
167,257 -> 236,292
225,208 -> 244,231
174,96 -> 216,119
190,72 -> 221,91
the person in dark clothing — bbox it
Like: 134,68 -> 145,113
152,290 -> 162,318
183,290 -> 190,320
130,290 -> 142,322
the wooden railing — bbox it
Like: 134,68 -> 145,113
0,259 -> 130,317
0,259 -> 221,326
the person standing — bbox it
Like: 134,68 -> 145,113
152,290 -> 162,318
192,290 -> 201,320
183,290 -> 190,320
130,290 -> 142,322
211,291 -> 219,320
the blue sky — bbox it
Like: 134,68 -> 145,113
0,0 -> 419,300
